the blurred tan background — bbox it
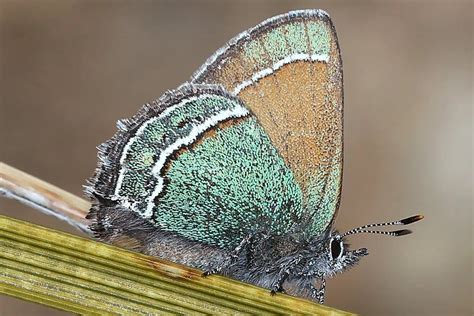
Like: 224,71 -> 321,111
0,0 -> 472,315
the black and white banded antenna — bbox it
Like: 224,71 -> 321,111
341,215 -> 424,238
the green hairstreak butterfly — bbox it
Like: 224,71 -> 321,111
85,9 -> 423,303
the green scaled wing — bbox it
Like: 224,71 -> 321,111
87,84 -> 303,249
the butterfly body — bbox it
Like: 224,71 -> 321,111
88,189 -> 365,304
86,9 -> 422,304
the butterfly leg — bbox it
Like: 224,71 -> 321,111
270,276 -> 287,296
202,232 -> 258,277
309,278 -> 326,304
270,255 -> 303,296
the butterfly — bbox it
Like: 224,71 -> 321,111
85,9 -> 422,304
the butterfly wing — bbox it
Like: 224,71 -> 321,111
191,9 -> 343,236
87,84 -> 304,250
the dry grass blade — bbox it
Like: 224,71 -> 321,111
0,162 -> 353,314
0,216 -> 352,315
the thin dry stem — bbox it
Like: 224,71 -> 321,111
0,162 -> 90,233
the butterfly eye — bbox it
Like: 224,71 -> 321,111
330,238 -> 343,260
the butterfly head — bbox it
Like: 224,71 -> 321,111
326,232 -> 369,275
305,233 -> 367,278
307,215 -> 423,278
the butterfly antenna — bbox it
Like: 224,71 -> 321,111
341,215 -> 424,238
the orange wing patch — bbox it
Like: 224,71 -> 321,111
191,10 -> 343,234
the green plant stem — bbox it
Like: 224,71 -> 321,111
0,215 -> 353,315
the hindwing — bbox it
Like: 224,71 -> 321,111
87,84 -> 303,248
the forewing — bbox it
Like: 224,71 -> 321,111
191,9 -> 343,235
86,84 -> 304,249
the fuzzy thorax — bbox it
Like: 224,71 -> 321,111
220,230 -> 369,300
